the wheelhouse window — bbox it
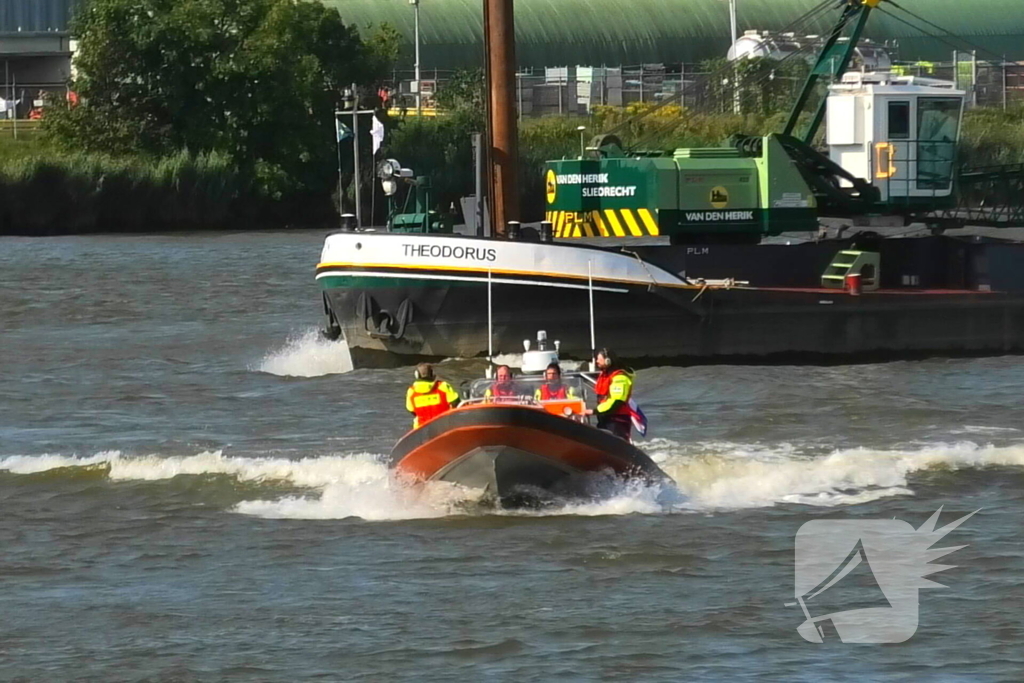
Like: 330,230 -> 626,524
888,101 -> 910,139
917,97 -> 962,190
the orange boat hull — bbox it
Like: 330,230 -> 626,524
390,404 -> 669,507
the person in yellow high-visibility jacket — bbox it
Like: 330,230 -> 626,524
405,363 -> 460,429
590,349 -> 634,440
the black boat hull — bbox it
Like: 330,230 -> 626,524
317,231 -> 1024,367
327,279 -> 1024,366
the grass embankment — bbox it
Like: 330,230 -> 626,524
0,142 -> 243,236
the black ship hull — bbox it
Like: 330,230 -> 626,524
317,232 -> 1024,367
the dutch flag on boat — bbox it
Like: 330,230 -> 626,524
628,399 -> 648,437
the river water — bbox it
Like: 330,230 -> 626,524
2,232 -> 1023,680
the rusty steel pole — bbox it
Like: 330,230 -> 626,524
483,0 -> 519,237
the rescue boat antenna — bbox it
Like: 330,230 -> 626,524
487,269 -> 494,377
588,261 -> 596,372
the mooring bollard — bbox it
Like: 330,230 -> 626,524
540,221 -> 554,242
340,213 -> 358,232
507,221 -> 521,241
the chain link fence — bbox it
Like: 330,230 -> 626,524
387,59 -> 1024,118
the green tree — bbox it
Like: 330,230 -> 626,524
433,68 -> 485,120
379,69 -> 485,216
44,0 -> 392,195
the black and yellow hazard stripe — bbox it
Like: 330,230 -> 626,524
544,209 -> 659,238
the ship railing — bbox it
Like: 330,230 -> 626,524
871,138 -> 957,208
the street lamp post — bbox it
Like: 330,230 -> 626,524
339,104 -> 352,227
729,0 -> 738,47
728,0 -> 739,114
410,0 -> 422,116
338,84 -> 378,228
351,89 -> 362,227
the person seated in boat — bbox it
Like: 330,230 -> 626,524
534,362 -> 576,401
485,365 -> 521,401
406,363 -> 460,429
589,348 -> 635,441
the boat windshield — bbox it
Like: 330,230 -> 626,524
466,375 -> 588,403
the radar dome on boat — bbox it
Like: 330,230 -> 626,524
521,330 -> 560,373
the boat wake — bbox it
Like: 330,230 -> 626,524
648,439 -> 1024,509
2,440 -> 1023,521
256,329 -> 354,377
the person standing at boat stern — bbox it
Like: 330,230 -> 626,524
406,363 -> 460,429
535,362 -> 575,401
592,349 -> 635,441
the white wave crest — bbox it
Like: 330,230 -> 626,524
257,329 -> 353,377
0,450 -> 382,485
4,439 -> 1024,519
235,478 -> 482,521
0,451 -> 118,474
650,439 -> 1024,509
949,425 -> 1021,435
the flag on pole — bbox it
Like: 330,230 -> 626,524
371,114 -> 385,154
335,118 -> 352,142
627,398 -> 649,437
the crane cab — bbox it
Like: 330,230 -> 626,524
827,72 -> 966,207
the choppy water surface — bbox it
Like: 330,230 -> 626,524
2,232 -> 1023,680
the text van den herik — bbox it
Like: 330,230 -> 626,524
403,243 -> 498,262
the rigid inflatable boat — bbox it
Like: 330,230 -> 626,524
388,336 -> 670,507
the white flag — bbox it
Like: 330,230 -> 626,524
371,114 -> 385,154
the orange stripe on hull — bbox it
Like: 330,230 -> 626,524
393,405 -> 640,481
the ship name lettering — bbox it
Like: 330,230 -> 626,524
403,243 -> 498,262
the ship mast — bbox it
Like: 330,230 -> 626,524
482,0 -> 520,237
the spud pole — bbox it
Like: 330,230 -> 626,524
484,0 -> 519,237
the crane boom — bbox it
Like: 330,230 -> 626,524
783,0 -> 883,144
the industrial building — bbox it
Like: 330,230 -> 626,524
4,0 -> 1023,118
326,0 -> 1024,69
0,0 -> 76,117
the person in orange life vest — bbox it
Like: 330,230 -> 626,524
405,363 -> 460,429
588,348 -> 634,440
534,362 -> 576,401
485,364 -> 519,400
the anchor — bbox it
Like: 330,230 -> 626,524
357,293 -> 414,340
